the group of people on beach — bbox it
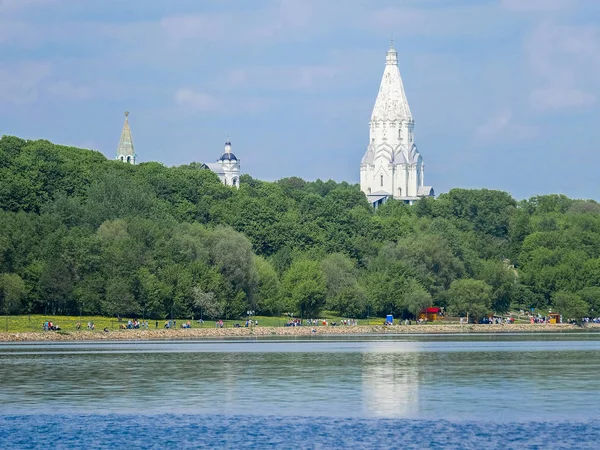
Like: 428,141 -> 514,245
121,320 -> 148,329
481,317 -> 515,324
582,317 -> 600,324
285,319 -> 359,327
41,321 -> 60,331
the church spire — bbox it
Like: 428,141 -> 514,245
371,42 -> 412,122
116,111 -> 136,164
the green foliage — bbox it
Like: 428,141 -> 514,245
253,256 -> 282,315
2,135 -> 600,320
0,273 -> 26,314
282,259 -> 327,317
551,291 -> 590,321
446,279 -> 493,322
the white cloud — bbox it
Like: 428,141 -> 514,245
174,88 -> 269,114
158,1 -> 316,45
500,0 -> 575,13
0,62 -> 52,104
0,62 -> 96,104
46,81 -> 93,100
159,15 -> 225,42
174,88 -> 218,112
224,65 -> 340,91
370,3 -> 498,37
0,0 -> 58,12
0,21 -> 33,43
474,110 -> 539,141
530,88 -> 596,111
524,20 -> 600,111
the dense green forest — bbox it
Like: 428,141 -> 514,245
0,135 -> 599,321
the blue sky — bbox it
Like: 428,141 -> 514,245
1,0 -> 599,200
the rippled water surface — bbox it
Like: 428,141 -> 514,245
1,334 -> 600,448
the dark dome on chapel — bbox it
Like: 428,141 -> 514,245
219,152 -> 237,161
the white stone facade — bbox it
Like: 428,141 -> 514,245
360,44 -> 433,205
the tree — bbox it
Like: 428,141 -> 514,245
192,287 -> 224,320
446,279 -> 492,322
551,291 -> 589,321
392,234 -> 465,297
578,287 -> 600,316
0,273 -> 26,314
478,259 -> 517,313
404,283 -> 433,318
254,256 -> 282,315
321,253 -> 357,310
282,260 -> 326,317
102,278 -> 139,317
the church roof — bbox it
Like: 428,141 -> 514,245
371,43 -> 412,123
219,152 -> 238,161
218,139 -> 238,161
116,111 -> 135,157
417,186 -> 434,197
205,162 -> 224,175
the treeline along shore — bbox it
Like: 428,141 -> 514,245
2,136 -> 600,324
2,323 -> 600,342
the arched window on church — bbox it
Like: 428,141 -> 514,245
367,187 -> 371,194
398,187 -> 402,197
232,177 -> 238,187
120,156 -> 124,162
380,175 -> 384,187
126,156 -> 131,163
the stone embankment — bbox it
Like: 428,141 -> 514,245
1,323 -> 599,342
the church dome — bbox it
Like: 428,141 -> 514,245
219,139 -> 237,161
219,152 -> 237,161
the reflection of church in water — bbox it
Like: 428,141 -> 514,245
115,112 -> 241,189
362,351 -> 421,418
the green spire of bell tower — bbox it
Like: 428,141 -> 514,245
116,111 -> 136,164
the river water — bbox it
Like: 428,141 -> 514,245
1,334 -> 599,448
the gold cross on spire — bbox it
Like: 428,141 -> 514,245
124,111 -> 130,118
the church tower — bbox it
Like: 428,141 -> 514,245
116,111 -> 136,164
360,43 -> 433,206
217,140 -> 241,188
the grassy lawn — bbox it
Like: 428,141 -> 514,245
0,313 -> 387,333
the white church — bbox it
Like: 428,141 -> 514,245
360,43 -> 434,207
113,43 -> 432,201
115,112 -> 241,188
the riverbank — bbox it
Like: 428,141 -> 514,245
1,323 -> 599,342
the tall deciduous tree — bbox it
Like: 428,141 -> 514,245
552,291 -> 589,321
282,260 -> 326,318
0,273 -> 26,314
447,279 -> 492,322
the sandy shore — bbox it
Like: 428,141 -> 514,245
1,323 -> 599,342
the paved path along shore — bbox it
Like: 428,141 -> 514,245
1,323 -> 599,342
